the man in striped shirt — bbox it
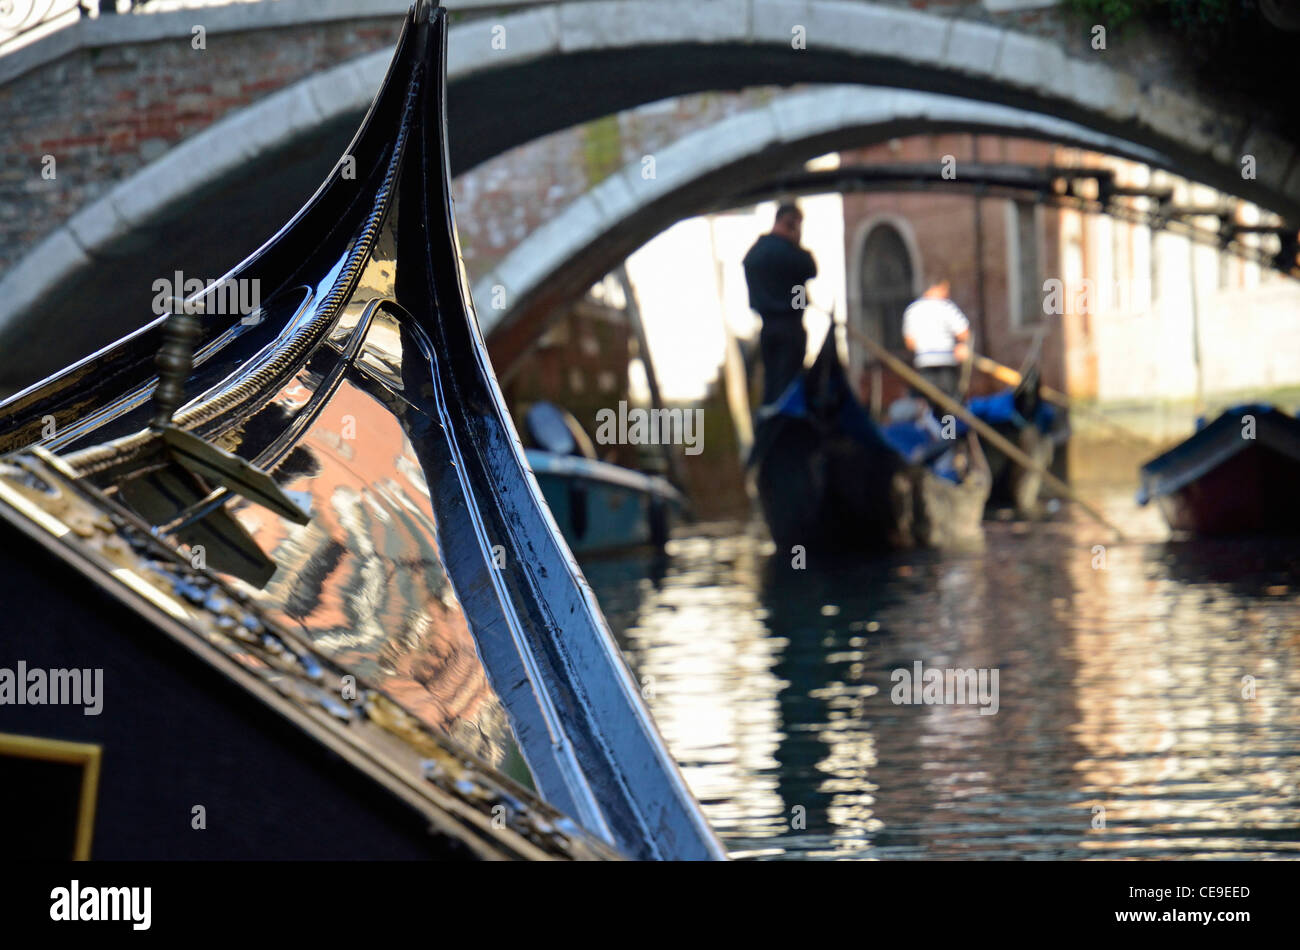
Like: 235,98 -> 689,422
901,268 -> 971,401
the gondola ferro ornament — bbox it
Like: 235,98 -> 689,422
148,298 -> 310,528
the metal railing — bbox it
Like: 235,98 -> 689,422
1,1 -> 86,56
0,1 -> 330,57
0,0 -> 564,58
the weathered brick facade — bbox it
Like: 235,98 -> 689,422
841,132 -> 1300,413
841,133 -> 1065,405
453,88 -> 777,281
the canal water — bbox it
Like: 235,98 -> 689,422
580,481 -> 1300,860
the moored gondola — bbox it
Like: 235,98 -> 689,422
1138,403 -> 1300,535
965,363 -> 1067,516
750,330 -> 989,555
521,402 -> 683,554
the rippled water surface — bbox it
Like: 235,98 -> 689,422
581,486 -> 1300,860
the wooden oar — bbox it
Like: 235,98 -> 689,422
970,353 -> 1152,448
844,323 -> 1125,540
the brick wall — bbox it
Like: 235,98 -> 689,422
840,133 -> 1068,403
0,18 -> 398,275
451,88 -> 777,284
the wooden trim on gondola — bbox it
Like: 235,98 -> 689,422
0,732 -> 102,860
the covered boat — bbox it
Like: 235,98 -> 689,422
0,1 -> 723,861
526,450 -> 681,554
749,331 -> 989,554
1137,404 -> 1300,535
521,402 -> 682,554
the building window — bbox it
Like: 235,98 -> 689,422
1006,201 -> 1042,328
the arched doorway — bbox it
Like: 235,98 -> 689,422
858,220 -> 916,354
850,218 -> 919,409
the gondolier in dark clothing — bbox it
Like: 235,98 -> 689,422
743,204 -> 818,404
902,268 -> 971,402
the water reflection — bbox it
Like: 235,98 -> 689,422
583,490 -> 1300,860
212,371 -> 522,772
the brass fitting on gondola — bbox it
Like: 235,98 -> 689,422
151,299 -> 203,429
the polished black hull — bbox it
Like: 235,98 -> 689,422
979,369 -> 1065,516
982,420 -> 1053,513
751,335 -> 988,555
1139,405 -> 1300,535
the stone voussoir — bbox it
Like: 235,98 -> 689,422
65,197 -> 131,258
755,0 -> 948,64
769,86 -> 853,144
557,0 -> 751,53
587,172 -> 642,228
305,52 -> 389,119
0,227 -> 91,325
1137,85 -> 1235,170
447,6 -> 561,76
943,18 -> 1007,79
995,30 -> 1074,101
1067,56 -> 1139,125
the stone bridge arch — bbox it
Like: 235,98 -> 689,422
468,83 -> 1171,370
443,0 -> 1297,217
